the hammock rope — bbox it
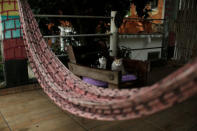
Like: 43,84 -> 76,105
17,0 -> 197,121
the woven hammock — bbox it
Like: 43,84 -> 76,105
17,0 -> 197,121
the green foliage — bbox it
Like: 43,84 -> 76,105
131,0 -> 154,18
50,41 -> 63,55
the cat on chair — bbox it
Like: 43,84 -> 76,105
111,57 -> 126,74
98,56 -> 107,69
97,55 -> 126,74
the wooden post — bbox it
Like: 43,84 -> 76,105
162,0 -> 180,59
109,11 -> 119,57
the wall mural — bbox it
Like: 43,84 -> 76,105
0,0 -> 26,60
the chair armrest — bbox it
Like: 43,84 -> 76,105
123,59 -> 150,85
68,62 -> 121,86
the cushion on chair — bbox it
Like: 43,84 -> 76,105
82,74 -> 137,88
82,77 -> 108,87
121,74 -> 137,82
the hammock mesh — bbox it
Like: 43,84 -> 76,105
17,0 -> 197,121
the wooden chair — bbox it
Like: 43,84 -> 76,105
123,58 -> 150,86
68,62 -> 121,88
67,45 -> 149,89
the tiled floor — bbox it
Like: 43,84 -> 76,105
0,88 -> 196,131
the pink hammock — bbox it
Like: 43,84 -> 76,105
18,0 -> 197,121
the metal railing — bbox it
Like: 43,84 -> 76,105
43,33 -> 112,38
36,13 -> 166,56
35,14 -> 112,19
128,46 -> 163,51
124,17 -> 165,21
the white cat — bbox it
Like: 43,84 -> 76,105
111,58 -> 126,74
98,56 -> 107,69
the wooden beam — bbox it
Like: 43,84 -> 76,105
68,62 -> 121,85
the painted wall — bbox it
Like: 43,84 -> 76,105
0,0 -> 28,87
119,0 -> 165,34
0,0 -> 26,60
117,0 -> 165,61
119,35 -> 162,61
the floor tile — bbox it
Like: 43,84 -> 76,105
0,113 -> 10,131
0,90 -> 85,131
